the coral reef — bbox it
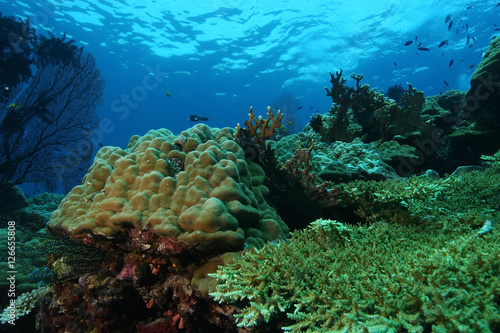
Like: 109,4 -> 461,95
322,69 -> 432,145
211,216 -> 500,332
273,133 -> 416,182
466,36 -> 500,128
281,140 -> 341,208
30,124 -> 290,332
312,67 -> 500,175
48,124 -> 287,249
0,286 -> 49,324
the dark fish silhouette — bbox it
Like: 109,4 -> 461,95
445,14 -> 451,23
466,35 -> 470,44
443,80 -> 450,87
415,36 -> 418,41
417,42 -> 422,47
438,40 -> 448,47
497,2 -> 500,6
469,64 -> 475,68
393,62 -> 398,67
404,40 -> 413,46
466,23 -> 469,31
448,21 -> 453,30
466,5 -> 473,9
189,115 -> 209,122
418,47 -> 430,51
449,59 -> 454,68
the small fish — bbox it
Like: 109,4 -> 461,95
448,21 -> 453,30
466,23 -> 469,31
469,64 -> 475,68
466,35 -> 470,44
445,14 -> 451,23
449,59 -> 454,68
495,28 -> 500,31
166,90 -> 171,97
497,2 -> 500,6
417,42 -> 422,47
417,47 -> 430,51
297,106 -> 303,110
472,36 -> 476,42
456,28 -> 459,35
404,40 -> 413,46
189,115 -> 209,122
288,121 -> 294,126
8,103 -> 21,108
466,5 -> 473,9
438,40 -> 448,48
308,106 -> 313,110
415,36 -> 418,41
443,80 -> 450,87
393,62 -> 398,68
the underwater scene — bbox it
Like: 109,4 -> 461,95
1,0 -> 500,332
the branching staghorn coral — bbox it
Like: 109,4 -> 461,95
210,218 -> 500,332
234,106 -> 284,142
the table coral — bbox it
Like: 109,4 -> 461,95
48,124 -> 288,249
210,218 -> 500,332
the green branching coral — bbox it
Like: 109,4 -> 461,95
210,218 -> 500,332
337,156 -> 500,227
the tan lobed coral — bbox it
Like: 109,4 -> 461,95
48,124 -> 288,249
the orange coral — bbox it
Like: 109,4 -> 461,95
234,106 -> 283,141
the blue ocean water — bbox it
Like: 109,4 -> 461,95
1,0 -> 499,193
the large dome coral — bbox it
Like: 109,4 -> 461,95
48,124 -> 288,249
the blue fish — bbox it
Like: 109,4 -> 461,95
438,40 -> 448,48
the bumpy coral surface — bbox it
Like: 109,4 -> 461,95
48,124 -> 287,249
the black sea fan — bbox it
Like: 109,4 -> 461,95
386,83 -> 405,104
35,33 -> 80,67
